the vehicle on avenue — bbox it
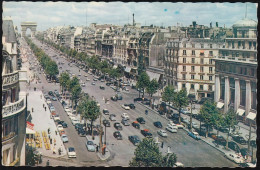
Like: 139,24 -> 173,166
58,121 -> 68,128
121,113 -> 129,120
86,78 -> 90,81
81,83 -> 86,87
68,147 -> 77,158
78,73 -> 81,76
106,82 -> 113,86
153,121 -> 163,128
114,122 -> 123,130
57,124 -> 64,132
240,148 -> 249,158
101,79 -> 105,82
51,97 -> 57,101
232,135 -> 247,145
48,91 -> 54,96
128,103 -> 135,109
187,131 -> 201,140
121,119 -> 130,126
111,96 -> 118,101
132,121 -> 140,129
141,129 -> 153,138
86,141 -> 95,152
93,78 -> 97,81
224,153 -> 245,164
59,129 -> 65,136
91,82 -> 96,85
214,136 -> 227,146
103,120 -> 111,127
121,104 -> 130,110
182,117 -> 189,124
103,109 -> 109,115
136,117 -> 145,124
100,86 -> 105,90
173,162 -> 184,167
113,131 -> 123,140
109,114 -> 116,121
72,119 -> 80,126
188,122 -> 199,129
128,135 -> 140,146
84,74 -> 88,77
228,141 -> 241,153
157,129 -> 168,137
166,125 -> 177,133
75,123 -> 84,131
53,115 -> 60,122
180,108 -> 189,115
61,134 -> 68,143
77,128 -> 86,137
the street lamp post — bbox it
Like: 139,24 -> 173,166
188,94 -> 195,131
104,125 -> 107,145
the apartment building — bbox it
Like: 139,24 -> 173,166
214,17 -> 257,126
2,18 -> 27,166
164,38 -> 224,101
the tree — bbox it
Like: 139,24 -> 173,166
71,84 -> 82,111
82,100 -> 100,140
162,85 -> 175,114
223,109 -> 238,150
136,72 -> 150,98
129,138 -> 177,167
146,79 -> 159,107
59,72 -> 70,96
188,94 -> 196,131
173,88 -> 189,124
200,100 -> 219,137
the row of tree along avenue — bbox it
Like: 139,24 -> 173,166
25,37 -> 59,80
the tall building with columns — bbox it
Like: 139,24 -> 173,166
214,17 -> 257,126
2,17 -> 28,165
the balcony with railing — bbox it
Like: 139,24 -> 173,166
2,132 -> 17,143
2,97 -> 26,118
2,71 -> 19,88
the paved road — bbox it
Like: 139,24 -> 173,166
29,37 -> 238,167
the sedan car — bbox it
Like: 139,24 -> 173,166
77,128 -> 86,137
129,135 -> 140,146
141,129 -> 153,138
100,86 -> 105,90
114,122 -> 123,130
228,141 -> 241,153
225,153 -> 245,164
109,114 -> 116,121
111,96 -> 118,101
86,141 -> 95,152
57,124 -> 64,132
121,104 -> 130,110
187,131 -> 201,140
121,113 -> 129,120
67,147 -> 77,158
166,125 -> 177,133
153,121 -> 163,128
51,97 -> 57,101
132,121 -> 140,129
86,78 -> 90,81
58,121 -> 68,128
103,109 -> 109,115
232,135 -> 247,145
136,117 -> 145,124
91,82 -> 96,85
103,120 -> 111,127
129,104 -> 135,109
157,129 -> 168,137
61,134 -> 68,143
113,131 -> 123,140
121,119 -> 130,126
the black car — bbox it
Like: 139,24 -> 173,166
75,123 -> 84,131
137,117 -> 145,124
129,104 -> 135,109
129,135 -> 140,146
100,86 -> 105,90
113,131 -> 122,140
153,121 -> 163,128
114,122 -> 122,130
171,113 -> 179,120
132,121 -> 140,129
77,128 -> 86,136
103,120 -> 111,127
232,135 -> 247,145
111,96 -> 118,101
106,82 -> 112,86
48,91 -> 54,96
228,141 -> 240,153
240,148 -> 249,157
215,136 -> 227,146
218,127 -> 229,133
58,121 -> 67,128
103,109 -> 109,115
141,129 -> 153,138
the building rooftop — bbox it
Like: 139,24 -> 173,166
233,17 -> 257,28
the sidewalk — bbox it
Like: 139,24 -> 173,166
28,90 -> 67,158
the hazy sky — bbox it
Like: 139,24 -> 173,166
3,1 -> 258,32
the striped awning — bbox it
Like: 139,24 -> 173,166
217,102 -> 224,109
246,112 -> 256,120
236,108 -> 245,116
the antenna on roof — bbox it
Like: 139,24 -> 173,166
245,3 -> 247,18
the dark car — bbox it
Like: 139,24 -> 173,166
75,123 -> 84,131
111,96 -> 118,101
58,121 -> 68,128
132,121 -> 140,129
171,113 -> 179,120
77,128 -> 86,136
240,148 -> 249,157
228,141 -> 240,153
133,98 -> 142,102
106,82 -> 112,86
137,117 -> 145,124
121,119 -> 130,126
100,86 -> 105,90
232,135 -> 247,145
141,129 -> 153,138
129,104 -> 135,109
103,120 -> 111,127
215,136 -> 227,146
103,109 -> 109,115
218,127 -> 229,133
114,122 -> 122,130
113,131 -> 122,140
48,91 -> 54,96
250,140 -> 256,148
129,135 -> 140,146
153,121 -> 163,128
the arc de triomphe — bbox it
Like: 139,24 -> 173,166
21,22 -> 37,37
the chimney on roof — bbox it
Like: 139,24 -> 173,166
192,21 -> 196,28
216,22 -> 218,27
210,22 -> 212,28
133,13 -> 135,26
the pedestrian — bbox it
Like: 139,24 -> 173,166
55,130 -> 57,135
48,128 -> 50,134
32,107 -> 34,112
161,142 -> 164,148
58,148 -> 61,155
50,138 -> 52,144
45,107 -> 46,111
46,160 -> 50,166
96,145 -> 99,152
53,146 -> 56,154
54,138 -> 56,146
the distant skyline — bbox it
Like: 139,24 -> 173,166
3,2 -> 258,32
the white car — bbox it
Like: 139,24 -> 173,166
192,122 -> 199,129
157,129 -> 168,137
166,125 -> 177,133
67,147 -> 76,158
173,162 -> 184,167
168,121 -> 177,128
176,124 -> 184,129
70,115 -> 76,121
67,111 -> 73,116
81,83 -> 86,87
121,113 -> 129,120
121,104 -> 130,110
53,115 -> 60,122
224,153 -> 245,164
86,78 -> 90,81
64,107 -> 70,112
84,74 -> 88,77
78,73 -> 81,76
57,124 -> 64,131
72,119 -> 80,126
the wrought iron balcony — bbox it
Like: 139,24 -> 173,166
2,97 -> 26,118
2,132 -> 17,143
2,71 -> 19,87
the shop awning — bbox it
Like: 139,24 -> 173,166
217,102 -> 224,109
146,71 -> 161,82
26,128 -> 35,134
246,112 -> 256,120
236,108 -> 245,116
200,50 -> 204,53
125,67 -> 131,73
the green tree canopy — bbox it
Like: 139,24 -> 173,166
136,72 -> 150,98
162,85 -> 175,104
174,88 -> 189,123
146,79 -> 159,97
